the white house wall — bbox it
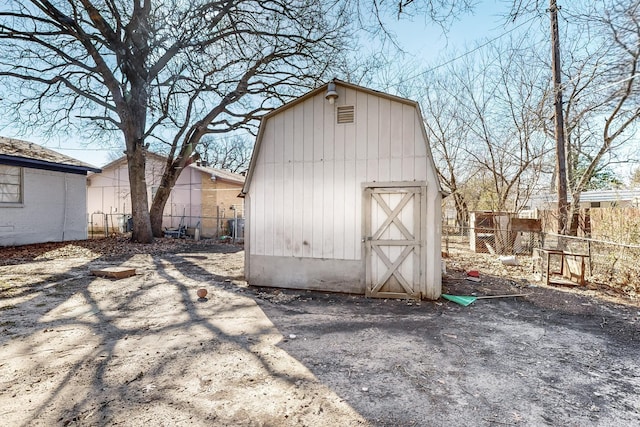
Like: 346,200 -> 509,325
167,167 -> 203,228
249,87 -> 437,264
86,160 -> 133,217
0,168 -> 88,246
87,157 -> 203,229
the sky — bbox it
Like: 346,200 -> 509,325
389,0 -> 512,65
1,0 -> 518,168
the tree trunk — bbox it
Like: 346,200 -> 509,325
127,145 -> 154,243
149,127 -> 203,236
149,154 -> 192,237
567,194 -> 581,236
453,193 -> 469,228
150,181 -> 172,237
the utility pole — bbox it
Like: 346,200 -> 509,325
550,0 -> 569,235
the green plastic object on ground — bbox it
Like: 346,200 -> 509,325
441,294 -> 477,306
442,293 -> 530,306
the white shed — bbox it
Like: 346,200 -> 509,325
241,80 -> 443,299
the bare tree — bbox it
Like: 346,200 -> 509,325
528,0 -> 640,232
509,0 -> 640,234
0,0 -> 354,242
199,135 -> 252,174
408,32 -> 554,232
565,0 -> 640,230
419,73 -> 475,227
631,167 -> 640,187
438,38 -> 551,214
0,0 -> 474,242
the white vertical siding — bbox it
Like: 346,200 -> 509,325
302,159 -> 313,258
377,98 -> 391,182
249,85 -> 436,261
273,112 -> 285,256
251,145 -> 265,254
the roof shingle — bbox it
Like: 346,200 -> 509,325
0,137 -> 100,172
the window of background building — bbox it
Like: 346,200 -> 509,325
0,165 -> 23,203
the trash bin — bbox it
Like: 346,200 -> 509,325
126,216 -> 133,232
228,218 -> 245,239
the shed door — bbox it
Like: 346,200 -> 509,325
364,186 -> 423,299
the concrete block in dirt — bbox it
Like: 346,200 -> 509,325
90,267 -> 136,279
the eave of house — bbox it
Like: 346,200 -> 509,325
0,154 -> 101,175
190,164 -> 245,185
1,136 -> 101,175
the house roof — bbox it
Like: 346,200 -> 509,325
529,189 -> 640,206
95,151 -> 166,171
97,153 -> 244,184
190,164 -> 245,184
241,79 -> 442,195
573,189 -> 640,203
0,137 -> 101,175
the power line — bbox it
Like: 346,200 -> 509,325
590,72 -> 640,93
388,13 -> 542,89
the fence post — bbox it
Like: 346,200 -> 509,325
445,224 -> 449,254
587,239 -> 592,276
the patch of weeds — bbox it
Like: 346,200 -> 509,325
0,321 -> 16,327
35,302 -> 47,307
0,305 -> 16,311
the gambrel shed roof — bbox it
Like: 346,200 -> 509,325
241,79 -> 442,196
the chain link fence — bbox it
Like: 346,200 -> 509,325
442,223 -> 640,298
442,225 -> 542,256
543,233 -> 640,296
89,212 -> 244,241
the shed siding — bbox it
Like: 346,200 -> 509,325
249,87 -> 432,262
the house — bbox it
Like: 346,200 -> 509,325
0,137 -> 101,246
87,153 -> 245,238
528,189 -> 640,210
241,80 -> 443,300
527,189 -> 640,236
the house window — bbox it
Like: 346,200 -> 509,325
590,202 -> 601,208
0,165 -> 23,204
337,105 -> 355,124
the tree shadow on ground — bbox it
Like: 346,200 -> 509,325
0,242 -> 364,426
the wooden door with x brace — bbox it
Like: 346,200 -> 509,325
363,184 -> 426,299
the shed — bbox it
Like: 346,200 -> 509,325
0,137 -> 101,246
241,80 -> 443,299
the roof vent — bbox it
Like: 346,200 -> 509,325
337,105 -> 355,124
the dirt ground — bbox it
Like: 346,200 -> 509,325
1,238 -> 639,426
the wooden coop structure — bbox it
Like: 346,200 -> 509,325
469,211 -> 541,255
